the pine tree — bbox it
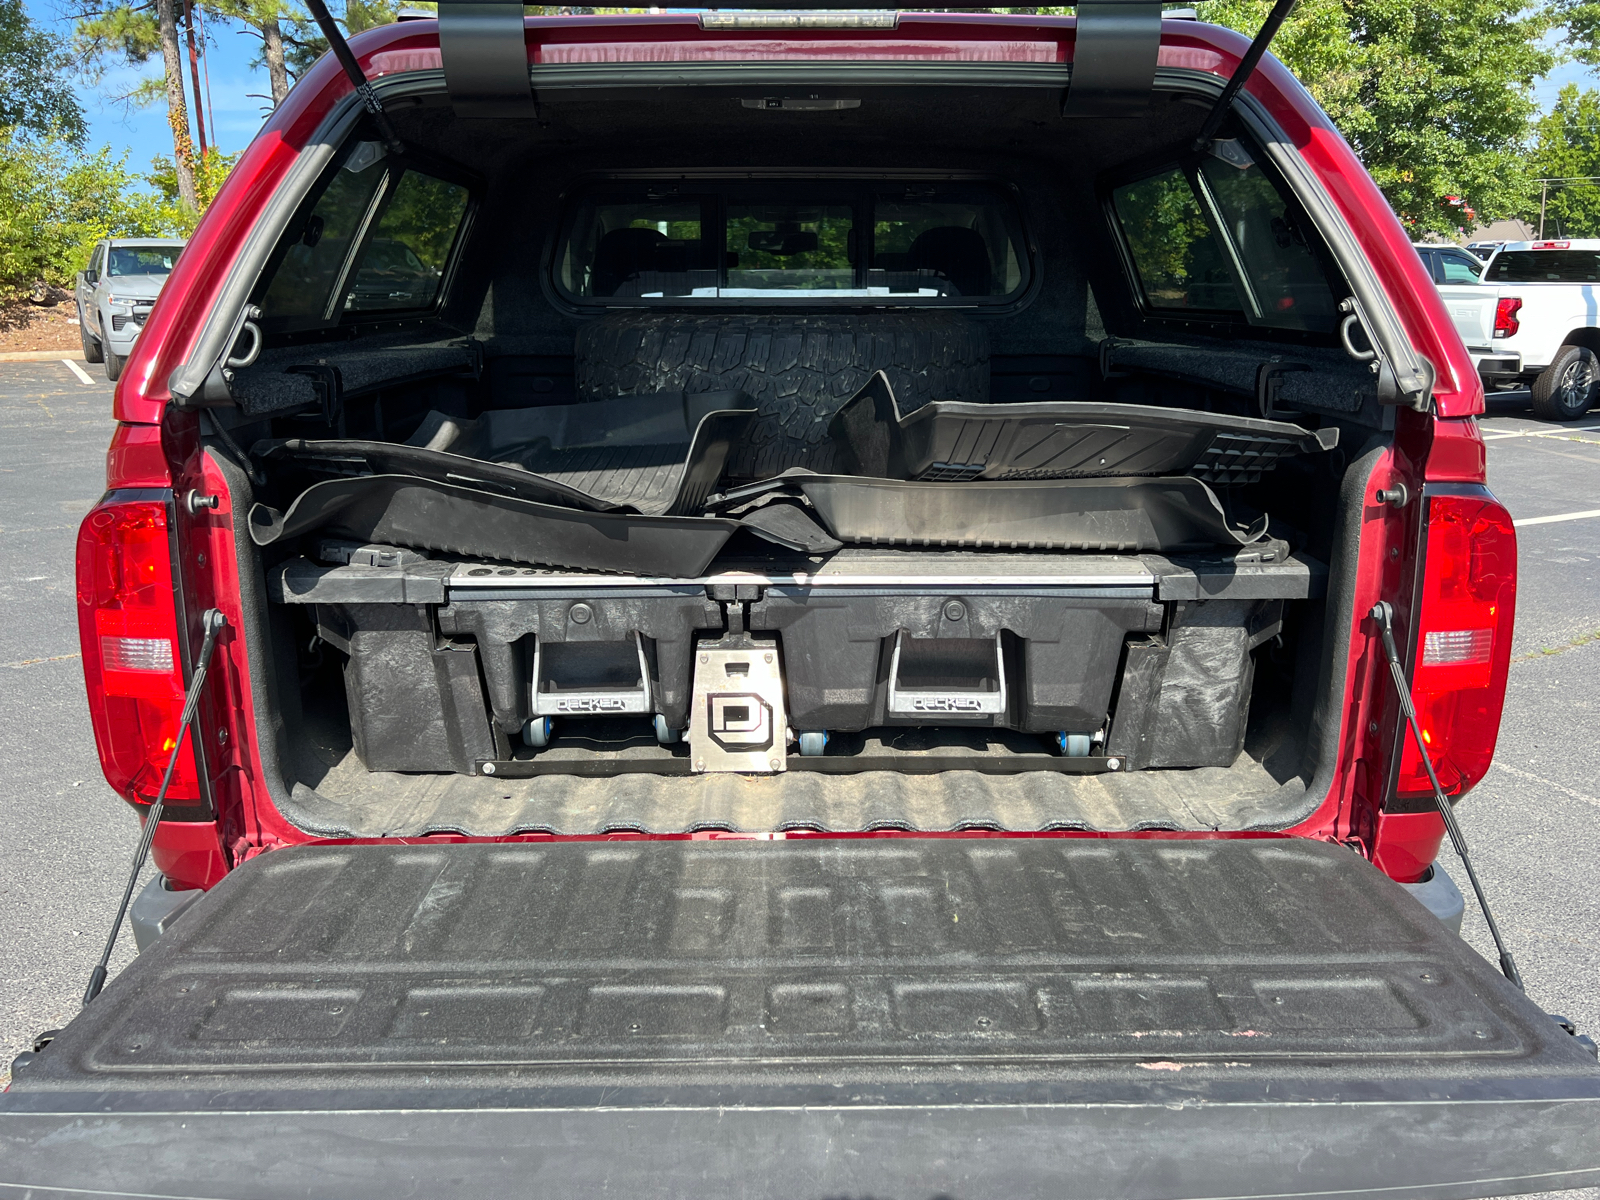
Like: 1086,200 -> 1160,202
71,0 -> 199,206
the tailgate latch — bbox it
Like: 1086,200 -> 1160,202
1550,1014 -> 1600,1060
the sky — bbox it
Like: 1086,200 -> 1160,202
23,0 -> 1600,180
1535,56 -> 1593,112
27,0 -> 281,173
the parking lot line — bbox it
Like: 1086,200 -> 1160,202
61,360 -> 94,386
1514,508 -> 1600,528
1481,425 -> 1600,441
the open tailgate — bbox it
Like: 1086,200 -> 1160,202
5,838 -> 1598,1199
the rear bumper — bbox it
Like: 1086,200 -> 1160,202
1472,350 -> 1523,380
2,1078 -> 1598,1200
1401,858 -> 1467,933
7,839 -> 1598,1199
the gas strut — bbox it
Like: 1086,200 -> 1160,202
301,0 -> 406,157
83,610 -> 228,1006
1191,0 -> 1300,151
1370,601 -> 1524,991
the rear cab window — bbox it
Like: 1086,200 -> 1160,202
1486,249 -> 1600,283
256,141 -> 474,332
1108,143 -> 1340,334
555,181 -> 1030,305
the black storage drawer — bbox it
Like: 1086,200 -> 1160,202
750,588 -> 1163,734
275,552 -> 1319,774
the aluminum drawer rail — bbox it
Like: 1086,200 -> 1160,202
267,550 -> 1325,605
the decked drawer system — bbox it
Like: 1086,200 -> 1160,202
271,544 -> 1320,779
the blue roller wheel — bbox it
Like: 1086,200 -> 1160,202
654,715 -> 681,744
524,716 -> 553,748
1055,732 -> 1092,757
798,730 -> 829,757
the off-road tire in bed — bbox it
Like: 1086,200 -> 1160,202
575,312 -> 989,479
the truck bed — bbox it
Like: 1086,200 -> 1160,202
270,546 -> 1322,836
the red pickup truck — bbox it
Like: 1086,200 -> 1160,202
6,4 -> 1598,1196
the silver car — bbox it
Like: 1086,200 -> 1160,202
75,238 -> 187,381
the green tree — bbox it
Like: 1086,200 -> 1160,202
280,0 -> 414,80
0,133 -> 182,298
1197,0 -> 1555,236
147,146 -> 238,221
1524,84 -> 1600,237
0,0 -> 87,142
1547,0 -> 1600,67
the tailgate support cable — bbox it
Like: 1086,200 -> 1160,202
301,0 -> 406,157
82,610 -> 228,1006
1371,601 -> 1525,992
1191,0 -> 1300,151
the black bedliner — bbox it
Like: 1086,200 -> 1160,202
248,473 -> 747,576
728,471 -> 1271,550
273,390 -> 758,516
831,369 -> 1340,483
246,375 -> 1330,574
5,838 -> 1597,1199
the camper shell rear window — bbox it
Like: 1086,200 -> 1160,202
553,180 -> 1032,307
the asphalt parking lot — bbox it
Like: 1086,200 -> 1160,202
0,363 -> 1596,1195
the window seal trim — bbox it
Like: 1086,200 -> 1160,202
322,167 -> 394,323
1190,163 -> 1264,321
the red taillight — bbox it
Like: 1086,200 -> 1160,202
76,497 -> 204,805
1492,297 -> 1521,338
1396,492 -> 1517,800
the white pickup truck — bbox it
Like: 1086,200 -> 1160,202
1475,240 -> 1600,420
1412,243 -> 1523,389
